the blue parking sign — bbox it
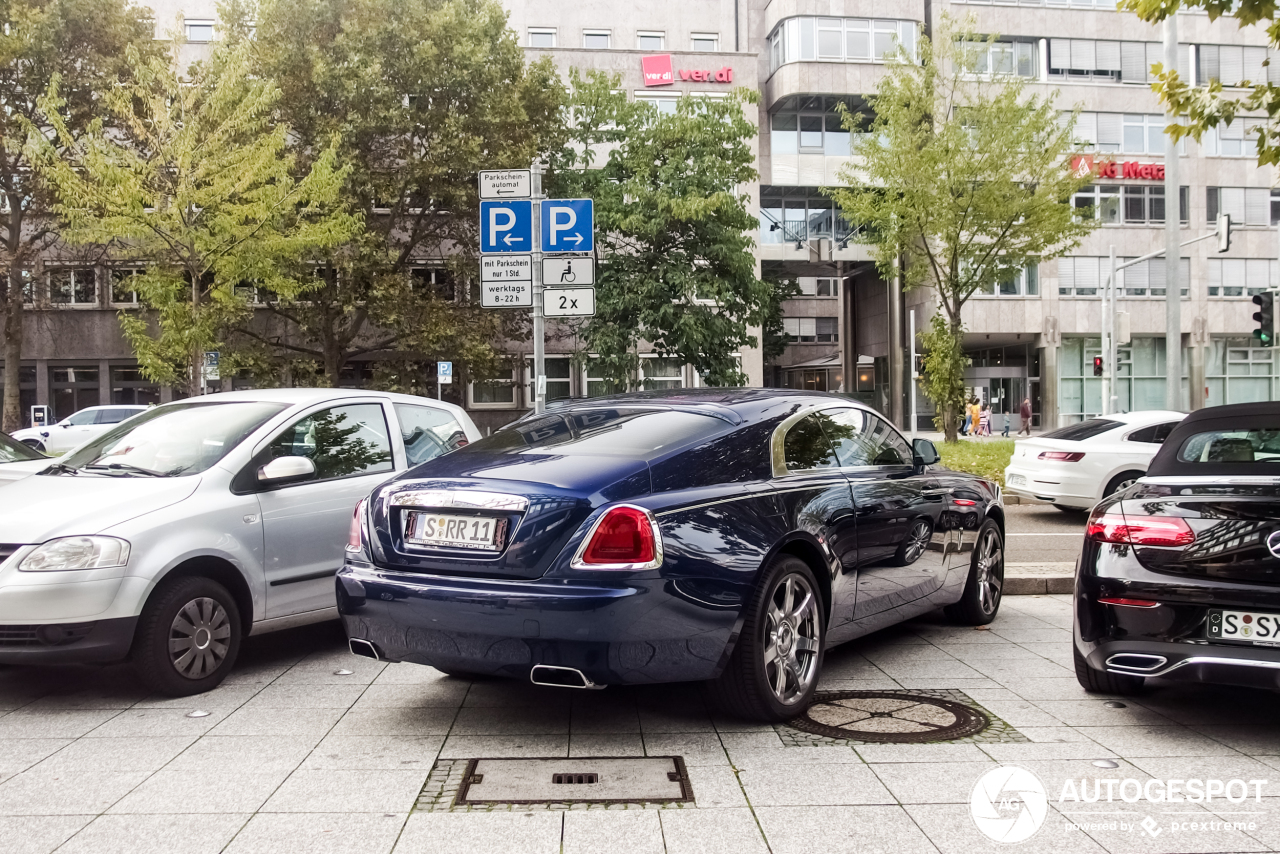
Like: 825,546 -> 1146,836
480,201 -> 532,254
541,199 -> 593,253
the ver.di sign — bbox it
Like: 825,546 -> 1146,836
642,54 -> 734,87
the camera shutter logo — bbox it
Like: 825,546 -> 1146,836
1267,530 -> 1280,559
970,766 -> 1048,843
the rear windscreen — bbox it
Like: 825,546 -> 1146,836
1176,428 -> 1280,466
488,408 -> 728,459
1041,419 -> 1122,442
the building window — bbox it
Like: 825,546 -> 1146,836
110,268 -> 142,305
769,95 -> 866,157
1071,112 -> 1187,155
1207,187 -> 1273,227
639,356 -> 684,390
1202,119 -> 1265,157
768,17 -> 917,73
759,188 -> 857,245
1072,184 -> 1121,224
185,19 -> 215,43
1049,39 -> 1189,85
783,317 -> 839,343
1123,185 -> 1189,225
691,33 -> 718,51
469,366 -> 518,408
584,360 -> 625,397
409,267 -> 455,301
583,30 -> 611,49
528,28 -> 556,48
961,38 -> 1037,77
50,365 -> 100,421
1207,338 -> 1276,408
1207,258 -> 1276,297
48,268 -> 96,306
526,356 -> 573,404
110,365 -> 160,406
637,31 -> 664,50
797,277 -> 838,297
634,92 -> 679,114
1197,44 -> 1272,88
975,264 -> 1039,297
1060,256 -> 1189,298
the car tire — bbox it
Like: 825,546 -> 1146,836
1073,644 -> 1144,696
944,519 -> 1004,626
890,517 -> 932,567
132,576 -> 242,697
1103,471 -> 1144,499
20,439 -> 43,452
708,555 -> 825,722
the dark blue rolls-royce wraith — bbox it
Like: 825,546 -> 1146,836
337,389 -> 1005,721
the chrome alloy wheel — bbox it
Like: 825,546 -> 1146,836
763,573 -> 820,705
974,527 -> 1004,617
903,520 -> 931,563
169,597 -> 232,679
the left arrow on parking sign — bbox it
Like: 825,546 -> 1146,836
480,200 -> 533,254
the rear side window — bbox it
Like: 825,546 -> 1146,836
97,408 -> 139,425
491,408 -> 726,459
395,403 -> 468,466
1177,429 -> 1280,465
822,408 -> 910,467
263,403 -> 393,480
1128,422 -> 1179,444
784,413 -> 839,471
64,409 -> 98,426
1042,419 -> 1122,442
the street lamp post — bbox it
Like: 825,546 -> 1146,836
1164,14 -> 1182,411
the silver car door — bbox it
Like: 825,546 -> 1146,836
254,401 -> 396,618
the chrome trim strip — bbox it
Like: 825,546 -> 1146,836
1142,476 -> 1280,486
387,489 -> 530,512
249,607 -> 340,636
655,492 -> 761,518
569,503 -> 664,571
1110,655 -> 1280,679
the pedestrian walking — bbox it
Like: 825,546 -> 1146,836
1018,396 -> 1033,436
1002,411 -> 1011,437
979,404 -> 991,437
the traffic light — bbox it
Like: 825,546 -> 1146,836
1253,291 -> 1274,347
1093,356 -> 1104,377
1217,213 -> 1233,253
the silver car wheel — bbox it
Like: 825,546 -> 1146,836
903,520 -> 931,563
763,573 -> 820,706
169,597 -> 232,679
974,528 -> 1004,616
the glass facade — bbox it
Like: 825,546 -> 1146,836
768,17 -> 917,74
1060,337 -> 1188,422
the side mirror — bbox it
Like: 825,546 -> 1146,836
257,455 -> 316,485
913,438 -> 941,466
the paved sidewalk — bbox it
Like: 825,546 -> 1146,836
4,595 -> 1280,854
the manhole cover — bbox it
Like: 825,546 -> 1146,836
454,757 -> 693,806
788,691 -> 990,743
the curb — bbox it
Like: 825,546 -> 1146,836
1005,575 -> 1074,595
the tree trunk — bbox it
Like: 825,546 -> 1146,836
2,268 -> 22,433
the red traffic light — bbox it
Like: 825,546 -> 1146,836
1093,356 -> 1104,377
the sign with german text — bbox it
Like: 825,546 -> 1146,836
478,170 -> 531,200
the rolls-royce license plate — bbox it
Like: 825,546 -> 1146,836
404,512 -> 500,551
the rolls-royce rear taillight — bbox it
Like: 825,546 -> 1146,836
347,499 -> 367,552
572,505 -> 663,570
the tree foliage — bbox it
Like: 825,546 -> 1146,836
548,71 -> 771,387
245,0 -> 566,387
1120,0 -> 1280,166
0,0 -> 158,430
29,18 -> 356,395
829,18 -> 1095,440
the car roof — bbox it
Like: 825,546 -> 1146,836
1108,410 -> 1186,425
542,388 -> 876,425
1176,401 -> 1280,425
163,388 -> 470,416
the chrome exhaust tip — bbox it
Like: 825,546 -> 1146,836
529,664 -> 605,690
1106,653 -> 1167,673
349,638 -> 383,661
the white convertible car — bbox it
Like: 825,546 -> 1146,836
1003,410 -> 1186,511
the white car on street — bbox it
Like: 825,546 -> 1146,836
10,404 -> 148,454
0,388 -> 478,695
0,432 -> 51,486
1003,410 -> 1186,511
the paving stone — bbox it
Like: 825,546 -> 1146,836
905,802 -> 1107,854
327,706 -> 458,737
107,769 -> 290,815
1080,726 -> 1250,758
224,812 -> 405,854
659,807 -> 769,854
87,708 -> 228,738
563,809 -> 663,854
395,811 -> 564,854
262,769 -> 426,813
55,813 -> 248,854
0,709 -> 122,739
684,764 -> 749,809
242,684 -> 367,709
870,760 -> 998,804
165,735 -> 319,774
450,706 -> 570,736
756,805 -> 937,854
0,769 -> 149,815
643,733 -> 729,766
738,762 -> 895,807
351,682 -> 470,709
300,735 -> 443,771
0,815 -> 94,854
33,736 -> 195,773
854,743 -> 992,764
208,706 -> 345,738
438,734 -> 569,759
568,733 -> 645,758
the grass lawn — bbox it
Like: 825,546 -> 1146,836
937,438 -> 1016,487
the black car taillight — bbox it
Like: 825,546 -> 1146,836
1087,509 -> 1195,547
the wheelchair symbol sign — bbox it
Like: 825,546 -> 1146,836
542,257 -> 594,286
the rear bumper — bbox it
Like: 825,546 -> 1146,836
1005,464 -> 1095,507
336,564 -> 742,685
1078,636 -> 1280,690
0,616 -> 137,665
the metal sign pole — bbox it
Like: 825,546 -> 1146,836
532,164 -> 546,415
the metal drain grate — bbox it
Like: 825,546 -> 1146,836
788,690 -> 990,743
455,757 -> 693,806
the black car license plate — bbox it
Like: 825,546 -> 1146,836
1206,609 -> 1280,645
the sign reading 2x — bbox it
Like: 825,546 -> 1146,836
481,199 -> 594,254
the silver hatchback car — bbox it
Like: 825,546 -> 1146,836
0,388 -> 478,695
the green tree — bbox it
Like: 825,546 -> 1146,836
244,0 -> 565,387
547,72 -> 771,388
0,0 -> 158,431
1121,1 -> 1280,164
28,14 -> 356,395
761,275 -> 800,368
829,20 -> 1095,440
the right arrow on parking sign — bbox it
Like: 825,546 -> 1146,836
541,199 -> 593,254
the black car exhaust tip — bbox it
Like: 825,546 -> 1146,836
349,638 -> 384,661
530,664 -> 605,690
